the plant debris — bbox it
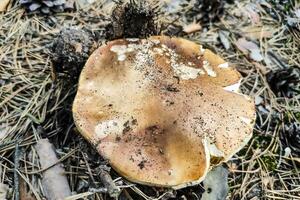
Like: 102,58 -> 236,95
183,21 -> 202,34
267,66 -> 300,98
0,0 -> 10,12
185,0 -> 231,24
280,120 -> 300,154
19,0 -> 74,14
51,28 -> 97,79
106,0 -> 158,39
202,165 -> 229,200
35,139 -> 71,200
0,183 -> 9,200
235,38 -> 263,61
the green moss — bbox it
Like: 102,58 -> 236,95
261,155 -> 277,171
253,135 -> 272,149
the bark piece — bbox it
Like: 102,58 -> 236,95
35,139 -> 71,200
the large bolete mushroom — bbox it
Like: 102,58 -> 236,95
73,36 -> 256,189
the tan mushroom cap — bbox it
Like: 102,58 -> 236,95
73,36 -> 256,188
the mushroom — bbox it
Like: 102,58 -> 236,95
73,36 -> 256,189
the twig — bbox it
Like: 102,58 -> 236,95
14,142 -> 20,200
97,168 -> 121,198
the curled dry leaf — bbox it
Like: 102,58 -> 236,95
183,22 -> 202,34
218,30 -> 230,50
235,38 -> 263,62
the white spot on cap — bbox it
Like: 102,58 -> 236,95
110,45 -> 127,54
110,45 -> 128,61
200,45 -> 205,54
174,64 -> 205,80
94,120 -> 121,139
218,62 -> 229,68
126,38 -> 139,42
118,54 -> 126,61
153,48 -> 163,55
151,39 -> 160,45
240,116 -> 252,125
203,60 -> 216,77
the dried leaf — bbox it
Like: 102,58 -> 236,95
245,5 -> 261,24
235,38 -> 263,61
183,22 -> 201,34
20,180 -> 36,200
250,49 -> 263,62
202,166 -> 229,200
0,183 -> 9,200
219,30 -> 230,50
35,139 -> 71,200
0,0 -> 10,12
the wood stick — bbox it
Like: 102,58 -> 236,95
98,168 -> 121,198
14,143 -> 20,200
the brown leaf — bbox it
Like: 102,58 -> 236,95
245,5 -> 261,24
0,0 -> 10,12
219,30 -> 231,50
20,180 -> 36,200
183,22 -> 202,34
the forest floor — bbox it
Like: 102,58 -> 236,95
0,0 -> 300,199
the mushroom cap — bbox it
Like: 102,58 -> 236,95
73,36 -> 256,188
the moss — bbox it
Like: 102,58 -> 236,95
253,135 -> 272,149
261,155 -> 277,171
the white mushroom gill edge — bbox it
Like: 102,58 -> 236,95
172,138 -> 210,190
208,143 -> 225,158
223,79 -> 253,102
223,79 -> 242,93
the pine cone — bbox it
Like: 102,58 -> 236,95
266,67 -> 300,98
280,121 -> 300,154
185,0 -> 228,24
19,0 -> 74,14
106,1 -> 157,39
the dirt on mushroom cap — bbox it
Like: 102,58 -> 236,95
72,36 -> 256,188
